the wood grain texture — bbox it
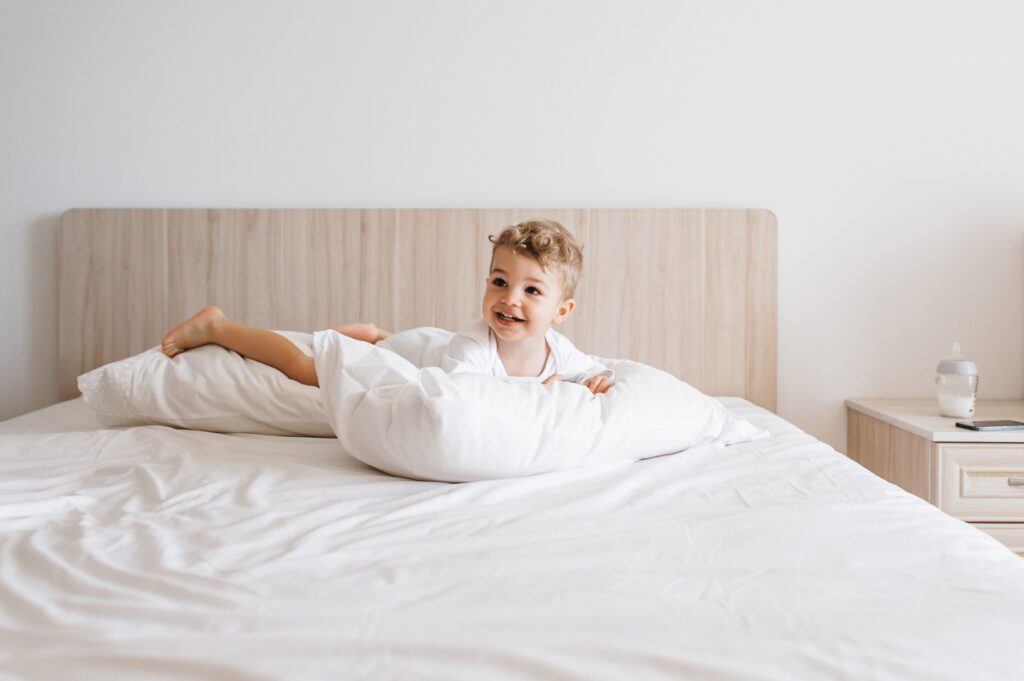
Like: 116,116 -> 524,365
59,208 -> 778,409
846,407 -> 933,503
936,444 -> 1024,522
59,209 -> 167,400
973,523 -> 1024,556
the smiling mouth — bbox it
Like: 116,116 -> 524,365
496,311 -> 525,323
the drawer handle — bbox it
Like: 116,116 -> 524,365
1010,477 -> 1024,487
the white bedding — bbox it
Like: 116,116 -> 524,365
2,398 -> 1023,680
314,330 -> 765,481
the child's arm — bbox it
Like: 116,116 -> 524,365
439,330 -> 492,375
546,332 -> 614,394
545,373 -> 613,394
584,375 -> 613,394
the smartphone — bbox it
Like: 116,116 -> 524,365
955,419 -> 1024,431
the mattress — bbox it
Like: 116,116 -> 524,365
1,398 -> 1023,680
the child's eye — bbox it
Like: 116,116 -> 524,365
491,278 -> 507,287
526,286 -> 542,296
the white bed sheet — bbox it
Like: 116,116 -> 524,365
2,398 -> 1023,680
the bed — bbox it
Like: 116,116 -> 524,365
2,209 -> 1023,679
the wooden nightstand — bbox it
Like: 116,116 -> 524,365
846,398 -> 1024,556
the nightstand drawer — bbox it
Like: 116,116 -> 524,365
974,523 -> 1024,556
937,445 -> 1024,521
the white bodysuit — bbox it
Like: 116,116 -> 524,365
440,318 -> 612,384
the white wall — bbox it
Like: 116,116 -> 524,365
3,0 -> 1023,451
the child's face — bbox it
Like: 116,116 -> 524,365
483,247 -> 575,344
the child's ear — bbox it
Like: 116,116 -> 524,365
553,298 -> 576,324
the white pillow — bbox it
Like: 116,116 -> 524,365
77,332 -> 333,437
313,330 -> 765,482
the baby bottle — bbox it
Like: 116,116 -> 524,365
935,342 -> 978,418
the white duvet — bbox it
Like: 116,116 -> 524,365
1,399 -> 1023,680
313,330 -> 764,481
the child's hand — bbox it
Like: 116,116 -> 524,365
586,375 -> 613,394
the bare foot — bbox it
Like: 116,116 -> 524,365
329,323 -> 391,344
162,306 -> 226,357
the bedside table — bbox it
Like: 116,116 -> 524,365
846,398 -> 1024,556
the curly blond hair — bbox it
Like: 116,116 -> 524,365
488,219 -> 583,298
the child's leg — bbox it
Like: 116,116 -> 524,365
328,323 -> 392,344
162,307 -> 318,386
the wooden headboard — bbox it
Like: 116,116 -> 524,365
59,208 -> 777,410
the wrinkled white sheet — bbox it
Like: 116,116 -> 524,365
2,398 -> 1023,680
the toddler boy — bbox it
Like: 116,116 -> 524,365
441,219 -> 613,393
161,219 -> 613,394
